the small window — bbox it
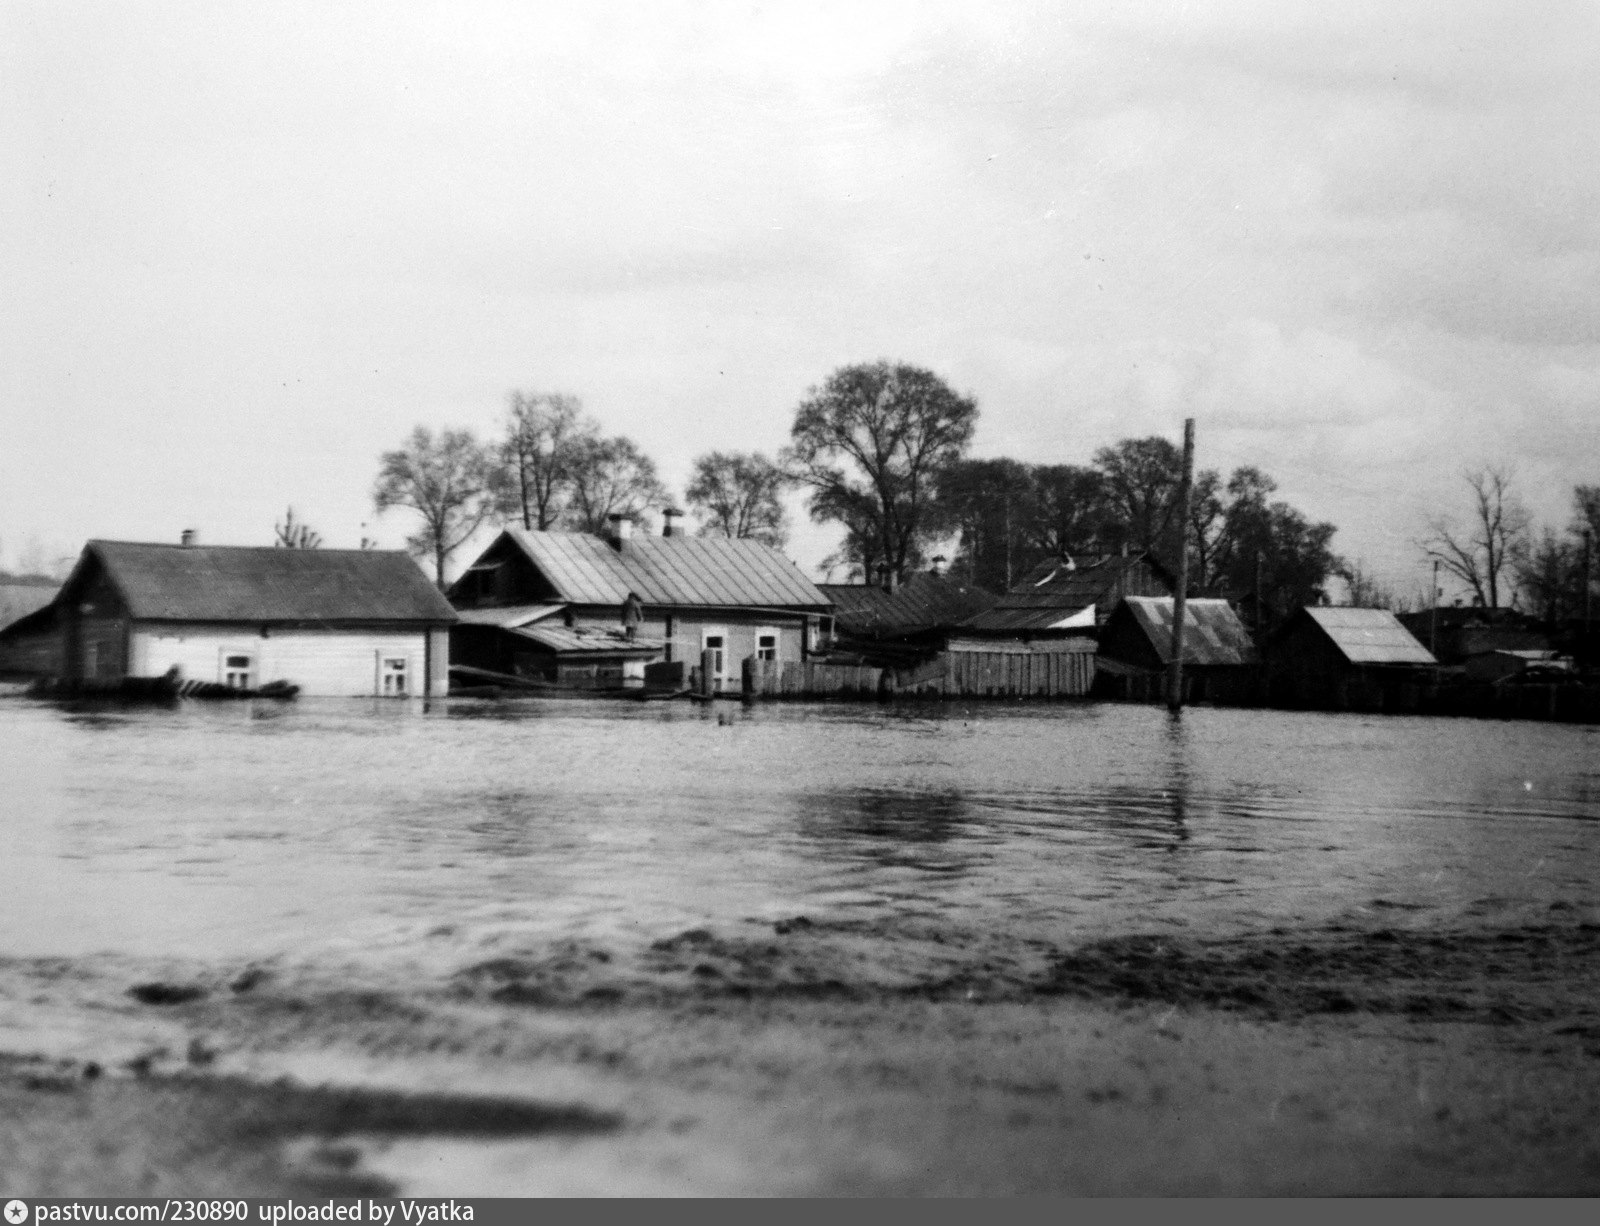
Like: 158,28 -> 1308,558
223,653 -> 254,689
380,656 -> 408,696
756,630 -> 778,662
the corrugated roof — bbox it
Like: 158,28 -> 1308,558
1119,597 -> 1258,667
79,541 -> 457,623
1304,607 -> 1437,665
453,603 -> 566,628
502,528 -> 829,610
819,573 -> 997,637
509,623 -> 664,656
961,553 -> 1169,629
961,604 -> 1098,632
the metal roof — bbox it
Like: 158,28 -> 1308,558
1118,597 -> 1258,667
960,604 -> 1099,632
74,541 -> 458,624
819,573 -> 997,637
1302,606 -> 1437,665
509,623 -> 664,657
961,553 -> 1170,630
452,603 -> 566,628
501,528 -> 829,610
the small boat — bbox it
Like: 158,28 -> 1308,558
27,674 -> 299,702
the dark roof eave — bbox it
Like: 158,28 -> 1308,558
131,616 -> 459,628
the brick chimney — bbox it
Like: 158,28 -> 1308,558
661,508 -> 682,538
180,529 -> 198,547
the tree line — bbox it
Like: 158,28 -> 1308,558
1420,467 -> 1597,622
362,358 -> 1594,630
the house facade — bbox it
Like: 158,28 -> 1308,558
0,540 -> 456,696
448,521 -> 832,692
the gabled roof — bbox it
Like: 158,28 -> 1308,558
1114,597 -> 1258,667
494,528 -> 829,610
1297,607 -> 1437,665
961,552 -> 1172,631
819,573 -> 997,637
66,541 -> 457,623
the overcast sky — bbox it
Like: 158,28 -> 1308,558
4,1 -> 1597,595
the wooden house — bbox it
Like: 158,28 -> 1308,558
959,552 -> 1173,642
448,520 -> 832,692
0,540 -> 456,696
1094,597 -> 1259,704
1265,607 -> 1437,710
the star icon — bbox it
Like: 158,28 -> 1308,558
4,1201 -> 29,1225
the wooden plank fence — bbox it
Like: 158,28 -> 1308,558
743,658 -> 882,698
742,647 -> 1096,701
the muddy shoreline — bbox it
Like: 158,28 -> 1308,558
4,914 -> 1598,1195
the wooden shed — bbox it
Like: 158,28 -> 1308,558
1094,597 -> 1259,704
1,540 -> 457,696
1265,607 -> 1437,711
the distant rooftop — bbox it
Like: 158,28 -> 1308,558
495,528 -> 829,610
819,572 -> 997,637
69,541 -> 457,624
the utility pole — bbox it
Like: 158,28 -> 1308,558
1584,530 -> 1593,661
1166,418 -> 1195,713
1254,549 -> 1264,638
1430,558 -> 1440,658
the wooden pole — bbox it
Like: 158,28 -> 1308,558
1254,549 -> 1264,637
1430,559 -> 1440,658
1166,418 -> 1195,712
1584,530 -> 1593,659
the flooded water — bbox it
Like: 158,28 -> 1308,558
1,694 -> 1596,970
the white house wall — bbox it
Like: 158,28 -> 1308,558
130,624 -> 439,697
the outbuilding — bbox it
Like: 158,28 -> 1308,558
0,539 -> 457,696
1094,596 -> 1259,704
1265,606 -> 1437,711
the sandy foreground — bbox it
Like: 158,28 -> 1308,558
2,914 -> 1598,1196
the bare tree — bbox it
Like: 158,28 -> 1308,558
1420,466 -> 1530,609
497,392 -> 596,530
1515,527 -> 1579,622
685,451 -> 791,547
787,361 -> 977,583
1337,558 -> 1397,609
565,435 -> 670,534
273,506 -> 323,549
372,426 -> 497,586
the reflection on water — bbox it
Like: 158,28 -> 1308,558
0,695 -> 1596,963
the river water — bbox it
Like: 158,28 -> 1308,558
1,694 -> 1596,969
